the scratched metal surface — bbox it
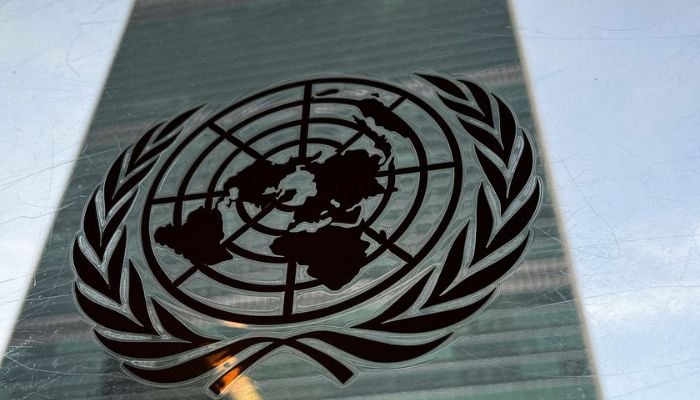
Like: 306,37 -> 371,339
0,1 -> 603,399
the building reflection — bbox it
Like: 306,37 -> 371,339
0,1 -> 601,399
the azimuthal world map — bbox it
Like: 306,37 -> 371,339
140,76 -> 467,324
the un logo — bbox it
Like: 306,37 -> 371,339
72,74 -> 541,397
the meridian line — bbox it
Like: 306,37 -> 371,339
298,83 -> 312,158
376,161 -> 455,177
335,96 -> 406,154
335,130 -> 363,154
363,228 -> 413,262
173,265 -> 199,287
209,123 -> 264,159
220,203 -> 276,247
389,96 -> 406,110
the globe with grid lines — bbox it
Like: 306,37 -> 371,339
140,77 -> 463,325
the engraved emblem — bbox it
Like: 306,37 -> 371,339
72,74 -> 541,397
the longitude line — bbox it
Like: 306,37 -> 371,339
221,203 -> 275,246
173,265 -> 199,287
389,96 -> 406,110
335,130 -> 363,154
298,84 -> 312,158
209,123 -> 263,159
363,228 -> 413,262
333,95 -> 405,157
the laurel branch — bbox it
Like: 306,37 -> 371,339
353,75 -> 542,333
71,75 -> 541,397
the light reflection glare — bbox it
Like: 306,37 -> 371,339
227,375 -> 262,400
222,321 -> 249,329
214,356 -> 262,399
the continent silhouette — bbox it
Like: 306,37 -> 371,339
155,207 -> 232,266
270,225 -> 370,290
156,147 -> 386,290
222,159 -> 297,208
155,97 -> 407,291
290,149 -> 385,227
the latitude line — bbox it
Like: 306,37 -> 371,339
363,227 -> 413,263
209,123 -> 264,159
152,190 -> 227,205
283,262 -> 296,317
298,83 -> 312,158
376,161 -> 455,177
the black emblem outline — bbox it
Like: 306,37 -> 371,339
71,74 -> 542,398
140,76 -> 463,324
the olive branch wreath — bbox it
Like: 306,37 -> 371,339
71,75 -> 541,397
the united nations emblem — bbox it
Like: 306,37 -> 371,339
72,74 -> 541,397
